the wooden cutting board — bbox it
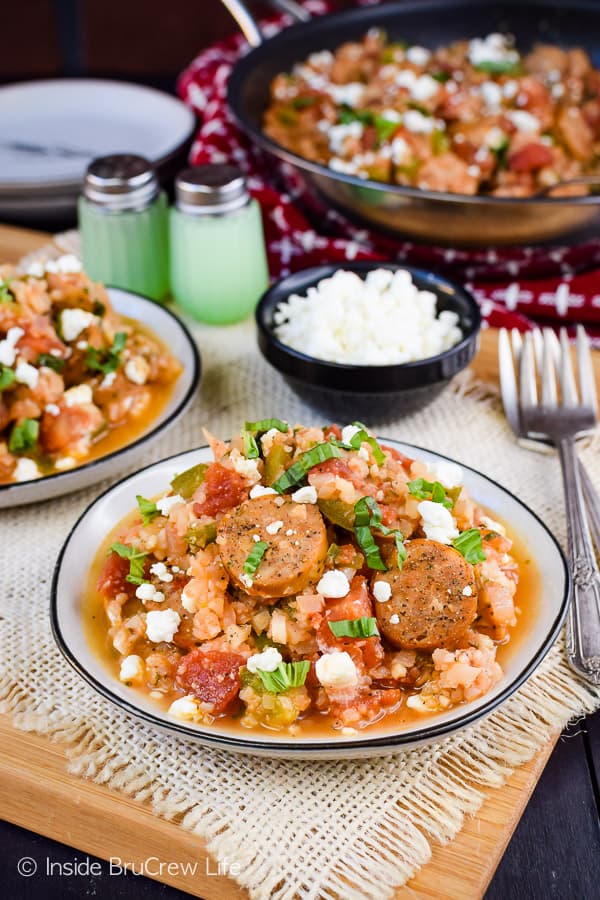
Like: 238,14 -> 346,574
0,223 -> 596,900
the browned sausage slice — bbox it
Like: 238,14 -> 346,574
216,495 -> 328,599
372,539 -> 477,651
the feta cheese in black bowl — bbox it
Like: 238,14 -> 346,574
255,263 -> 481,423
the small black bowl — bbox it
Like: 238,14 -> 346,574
255,262 -> 481,423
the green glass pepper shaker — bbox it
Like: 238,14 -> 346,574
78,154 -> 169,302
169,165 -> 269,324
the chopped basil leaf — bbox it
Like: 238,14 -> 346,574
292,96 -> 316,110
0,366 -> 16,392
432,70 -> 450,82
243,540 -> 268,575
407,477 -> 456,509
354,495 -> 406,571
109,541 -> 148,585
353,496 -> 387,571
170,463 -> 208,499
136,494 -> 159,526
242,430 -> 260,459
348,421 -> 386,464
329,617 -> 380,639
452,528 -> 486,564
374,115 -> 399,144
473,60 -> 521,75
255,660 -> 310,693
85,331 -> 127,375
37,353 -> 65,372
8,418 -> 39,454
272,441 -> 343,493
245,418 -> 289,435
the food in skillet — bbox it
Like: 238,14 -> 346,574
0,256 -> 182,483
92,419 -> 521,735
264,30 -> 600,197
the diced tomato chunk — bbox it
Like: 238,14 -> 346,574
317,576 -> 384,669
311,458 -> 355,481
176,649 -> 245,713
192,463 -> 247,518
97,551 -> 136,598
381,445 -> 413,470
323,424 -> 342,440
508,142 -> 553,173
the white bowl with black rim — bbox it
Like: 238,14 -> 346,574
0,288 -> 200,508
51,439 -> 570,759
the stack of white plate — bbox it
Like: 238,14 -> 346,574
0,79 -> 196,222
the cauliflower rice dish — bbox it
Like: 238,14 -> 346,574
90,419 -> 525,736
265,30 -> 600,197
0,256 -> 182,484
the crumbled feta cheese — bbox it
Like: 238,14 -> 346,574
273,268 -> 462,365
168,695 -> 201,721
341,424 -> 361,445
63,383 -> 93,407
389,613 -> 400,625
327,82 -> 365,107
76,340 -> 88,350
462,585 -> 473,597
373,580 -> 392,603
150,561 -> 174,583
429,460 -> 463,489
252,534 -> 260,543
119,655 -> 144,684
406,45 -> 431,66
506,110 -> 540,133
100,371 -> 117,389
358,446 -> 370,462
249,484 -> 278,499
14,359 -> 39,389
0,326 -> 24,367
391,136 -> 410,164
247,646 -> 283,674
480,81 -> 502,109
315,650 -> 358,688
503,79 -> 518,99
60,308 -> 95,342
13,458 -> 40,482
124,356 -> 150,386
26,260 -> 46,278
266,520 -> 284,535
410,74 -> 439,102
328,157 -> 359,175
327,121 -> 364,156
44,254 -> 83,274
135,582 -> 165,604
418,500 -> 459,544
156,493 -> 185,516
485,126 -> 506,149
45,403 -> 60,416
240,573 -> 254,589
229,448 -> 261,484
467,164 -> 481,178
54,456 -> 76,471
292,485 -> 318,504
317,570 -> 350,598
145,608 -> 180,643
403,109 -> 436,134
468,33 -> 519,69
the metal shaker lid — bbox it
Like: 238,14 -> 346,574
175,165 -> 250,215
83,154 -> 159,211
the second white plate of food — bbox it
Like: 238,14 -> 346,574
51,425 -> 569,758
0,279 -> 200,508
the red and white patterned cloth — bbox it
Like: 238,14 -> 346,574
177,0 -> 600,338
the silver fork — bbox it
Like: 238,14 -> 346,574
499,325 -> 600,685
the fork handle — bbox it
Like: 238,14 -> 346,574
558,437 -> 600,685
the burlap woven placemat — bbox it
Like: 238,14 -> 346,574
1,236 -> 600,900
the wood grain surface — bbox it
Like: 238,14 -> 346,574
0,223 -> 596,900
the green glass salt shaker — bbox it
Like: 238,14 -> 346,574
78,154 -> 169,301
169,165 -> 269,324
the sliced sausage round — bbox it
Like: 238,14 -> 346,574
372,539 -> 477,651
216,494 -> 328,599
